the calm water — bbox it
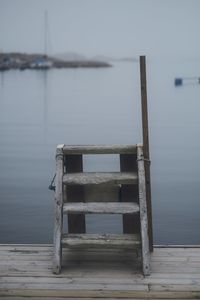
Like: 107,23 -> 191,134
0,59 -> 200,244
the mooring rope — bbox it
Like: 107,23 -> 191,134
137,157 -> 151,165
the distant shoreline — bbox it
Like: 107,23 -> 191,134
0,53 -> 112,71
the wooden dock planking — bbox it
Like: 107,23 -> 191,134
0,245 -> 200,298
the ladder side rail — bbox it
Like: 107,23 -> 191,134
53,144 -> 64,274
137,144 -> 150,275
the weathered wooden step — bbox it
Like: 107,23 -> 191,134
63,202 -> 139,214
63,144 -> 137,155
62,234 -> 141,248
63,172 -> 138,186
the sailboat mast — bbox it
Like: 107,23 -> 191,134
44,10 -> 48,56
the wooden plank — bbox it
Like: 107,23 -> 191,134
120,154 -> 140,234
0,261 -> 51,267
53,145 -> 64,274
153,249 -> 200,257
0,288 -> 200,298
0,283 -> 148,291
63,172 -> 138,185
150,284 -> 200,292
0,259 -> 140,268
0,298 -> 182,300
6,260 -> 199,270
0,254 -> 138,264
2,275 -> 200,286
62,234 -> 141,248
0,255 -> 52,261
1,261 -> 141,273
0,247 -> 137,256
1,245 -> 199,256
150,256 -> 188,262
0,298 -> 195,300
155,245 -> 200,248
1,245 -> 200,298
63,144 -> 137,154
1,269 -> 200,280
140,56 -> 153,252
0,249 -> 52,254
147,273 -> 200,279
0,298 -> 109,300
65,154 -> 86,234
151,267 -> 200,273
0,244 -> 52,247
0,266 -> 141,278
1,268 -> 200,281
1,245 -> 200,257
137,145 -> 150,276
63,202 -> 139,214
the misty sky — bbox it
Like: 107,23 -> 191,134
0,0 -> 200,58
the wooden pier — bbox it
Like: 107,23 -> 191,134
1,56 -> 199,299
0,244 -> 200,299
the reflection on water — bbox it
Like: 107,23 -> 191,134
41,71 -> 48,141
0,60 -> 200,244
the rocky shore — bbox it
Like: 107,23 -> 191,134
0,53 -> 112,71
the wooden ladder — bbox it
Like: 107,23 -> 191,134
53,144 -> 150,275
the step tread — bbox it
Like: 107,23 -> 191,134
63,172 -> 138,185
63,202 -> 139,214
62,233 -> 141,248
63,144 -> 137,154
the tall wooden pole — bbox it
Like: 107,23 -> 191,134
139,56 -> 153,252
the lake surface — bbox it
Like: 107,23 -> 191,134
0,59 -> 200,244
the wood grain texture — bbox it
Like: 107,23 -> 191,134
53,145 -> 64,274
0,296 -> 197,300
140,56 -> 153,252
62,234 -> 141,248
63,202 -> 139,214
137,145 -> 150,276
0,245 -> 200,298
63,144 -> 137,154
63,172 -> 138,185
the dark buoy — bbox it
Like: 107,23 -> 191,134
175,77 -> 200,87
175,78 -> 183,86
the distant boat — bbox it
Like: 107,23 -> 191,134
30,57 -> 52,69
175,77 -> 200,87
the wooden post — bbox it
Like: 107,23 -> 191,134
139,56 -> 153,252
53,145 -> 64,274
120,154 -> 140,234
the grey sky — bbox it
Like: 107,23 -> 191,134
0,0 -> 200,58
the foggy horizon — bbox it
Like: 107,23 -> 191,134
1,0 -> 200,60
